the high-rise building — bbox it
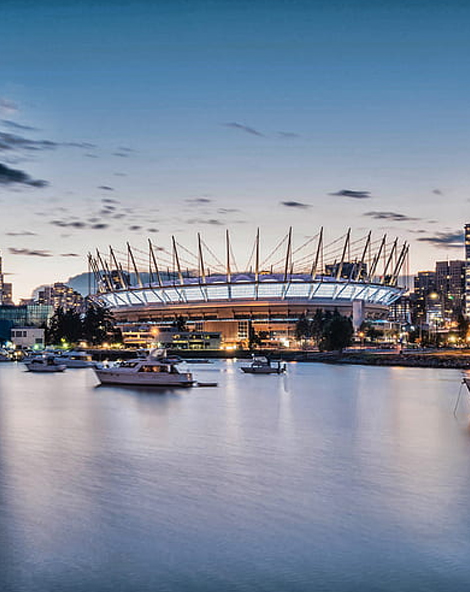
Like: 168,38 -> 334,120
466,224 -> 470,317
0,255 -> 13,305
412,271 -> 436,324
435,260 -> 465,320
36,282 -> 84,312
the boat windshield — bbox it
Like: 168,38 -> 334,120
138,364 -> 180,373
117,361 -> 139,368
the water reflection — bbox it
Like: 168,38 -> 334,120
1,361 -> 470,591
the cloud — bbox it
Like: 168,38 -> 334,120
224,122 -> 264,137
51,220 -> 86,229
186,218 -> 224,226
103,198 -> 119,204
91,223 -> 109,230
98,185 -> 114,191
278,131 -> 300,138
1,120 -> 38,132
0,132 -> 57,152
432,189 -> 443,195
63,142 -> 96,149
147,228 -> 159,233
129,225 -> 142,231
281,200 -> 311,209
330,189 -> 372,199
0,98 -> 18,115
416,231 -> 464,247
6,230 -> 37,236
9,247 -> 52,257
186,197 -> 212,204
0,131 -> 96,154
60,253 -> 80,257
363,211 -> 419,222
217,208 -> 240,214
0,163 -> 48,187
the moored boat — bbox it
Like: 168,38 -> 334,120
240,356 -> 287,374
93,349 -> 194,387
0,348 -> 12,362
53,350 -> 94,368
25,355 -> 66,373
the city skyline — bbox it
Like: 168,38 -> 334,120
2,0 -> 470,299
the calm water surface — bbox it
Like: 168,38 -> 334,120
1,360 -> 470,591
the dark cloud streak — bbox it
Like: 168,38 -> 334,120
330,189 -> 372,199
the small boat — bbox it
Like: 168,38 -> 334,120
0,348 -> 11,362
94,349 -> 194,387
25,355 -> 66,373
240,356 -> 287,374
54,350 -> 94,368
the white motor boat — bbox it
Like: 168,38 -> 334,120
240,356 -> 287,374
54,350 -> 94,368
25,355 -> 66,373
94,349 -> 194,387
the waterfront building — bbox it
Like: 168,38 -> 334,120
89,229 -> 408,349
0,303 -> 53,343
10,326 -> 45,349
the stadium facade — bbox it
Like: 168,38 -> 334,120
89,228 -> 408,348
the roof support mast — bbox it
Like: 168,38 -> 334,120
226,229 -> 231,283
381,238 -> 398,284
148,239 -> 163,287
198,233 -> 206,284
336,228 -> 351,280
255,228 -> 260,283
369,234 -> 386,282
390,243 -> 409,286
127,243 -> 143,288
109,245 -> 127,289
172,236 -> 184,285
310,227 -> 323,280
283,227 -> 292,282
96,249 -> 114,292
355,231 -> 371,281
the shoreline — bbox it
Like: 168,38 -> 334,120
87,348 -> 470,370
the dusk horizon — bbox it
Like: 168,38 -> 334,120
2,0 -> 470,299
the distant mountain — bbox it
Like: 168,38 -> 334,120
66,272 -> 94,296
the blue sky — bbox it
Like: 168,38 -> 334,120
1,0 -> 469,298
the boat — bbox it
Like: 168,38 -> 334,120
54,350 -> 94,368
240,356 -> 287,374
0,348 -> 11,362
25,355 -> 66,373
93,349 -> 194,387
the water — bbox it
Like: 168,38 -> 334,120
1,360 -> 470,591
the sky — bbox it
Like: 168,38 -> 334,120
1,0 -> 470,299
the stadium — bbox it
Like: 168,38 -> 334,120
89,228 -> 408,348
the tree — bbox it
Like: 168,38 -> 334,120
47,307 -> 82,345
321,310 -> 354,352
82,303 -> 120,346
295,313 -> 312,344
456,312 -> 469,343
248,322 -> 262,349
